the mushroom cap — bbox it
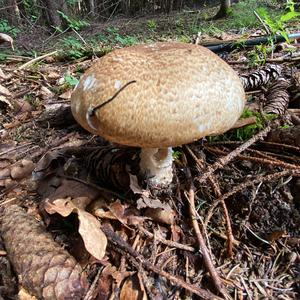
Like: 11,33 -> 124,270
71,42 -> 245,148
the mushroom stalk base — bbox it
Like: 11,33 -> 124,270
139,148 -> 173,187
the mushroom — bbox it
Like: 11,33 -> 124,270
71,42 -> 245,187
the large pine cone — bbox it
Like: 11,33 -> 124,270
0,205 -> 89,300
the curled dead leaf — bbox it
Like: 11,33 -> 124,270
0,33 -> 14,50
59,89 -> 72,99
144,208 -> 176,225
120,275 -> 148,300
44,197 -> 107,260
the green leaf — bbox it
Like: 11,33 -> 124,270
280,11 -> 300,22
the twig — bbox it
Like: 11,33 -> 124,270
253,10 -> 271,35
208,140 -> 300,154
18,50 -> 58,70
138,226 -> 195,252
83,267 -> 102,300
204,169 -> 299,227
0,143 -> 33,158
185,186 -> 228,298
196,124 -> 273,184
101,225 -> 222,300
205,146 -> 299,170
184,146 -> 234,257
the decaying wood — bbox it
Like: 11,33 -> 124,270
0,205 -> 89,300
36,104 -> 75,128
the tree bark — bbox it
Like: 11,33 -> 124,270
1,0 -> 21,25
214,0 -> 231,19
40,0 -> 68,29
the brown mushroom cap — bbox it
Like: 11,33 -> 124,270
71,42 -> 245,148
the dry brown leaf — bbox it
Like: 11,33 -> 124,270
44,198 -> 107,260
0,33 -> 14,50
77,209 -> 107,260
136,196 -> 171,211
0,84 -> 11,97
47,71 -> 61,80
44,197 -> 72,216
40,86 -> 54,99
144,207 -> 176,225
120,275 -> 148,300
59,89 -> 72,99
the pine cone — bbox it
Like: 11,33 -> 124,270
0,205 -> 88,300
240,64 -> 282,91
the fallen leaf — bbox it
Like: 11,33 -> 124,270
120,275 -> 147,300
77,209 -> 107,261
136,196 -> 171,211
0,33 -> 14,50
144,208 -> 176,225
47,71 -> 61,80
40,86 -> 55,99
59,89 -> 72,99
0,84 -> 11,96
44,197 -> 107,260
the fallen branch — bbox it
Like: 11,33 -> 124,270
196,124 -> 274,184
185,186 -> 228,298
101,225 -> 222,300
205,146 -> 299,170
138,226 -> 195,252
185,146 -> 234,257
18,50 -> 58,70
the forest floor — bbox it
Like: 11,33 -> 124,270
0,1 -> 300,300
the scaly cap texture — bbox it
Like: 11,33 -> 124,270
71,42 -> 245,147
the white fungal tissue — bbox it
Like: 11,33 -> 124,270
83,74 -> 97,91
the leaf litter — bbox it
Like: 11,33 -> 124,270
0,28 -> 300,300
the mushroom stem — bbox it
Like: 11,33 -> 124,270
139,147 -> 173,186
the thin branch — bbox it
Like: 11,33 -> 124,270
101,225 -> 222,300
196,124 -> 274,184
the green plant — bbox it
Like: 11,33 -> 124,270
248,44 -> 272,66
0,19 -> 20,37
57,11 -> 90,31
64,74 -> 79,87
256,1 -> 300,42
106,27 -> 138,47
147,20 -> 157,31
172,150 -> 182,160
62,37 -> 85,59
